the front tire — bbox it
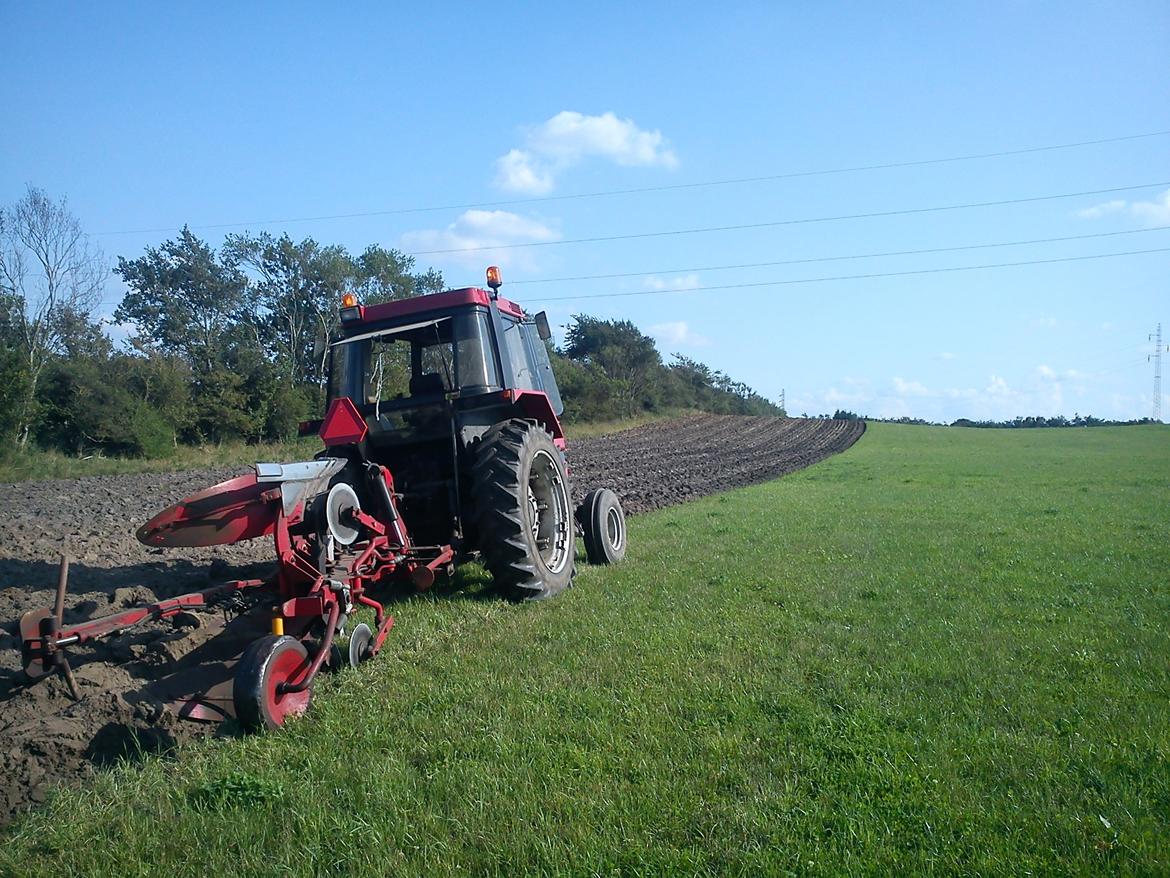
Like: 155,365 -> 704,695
471,419 -> 575,600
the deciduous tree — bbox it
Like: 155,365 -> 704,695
0,186 -> 106,444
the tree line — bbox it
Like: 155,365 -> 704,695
822,411 -> 1158,427
0,187 -> 781,461
950,414 -> 1157,428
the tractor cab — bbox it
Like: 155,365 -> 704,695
324,277 -> 562,449
312,268 -> 571,551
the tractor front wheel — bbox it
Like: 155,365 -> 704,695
471,419 -> 574,600
233,635 -> 313,732
579,488 -> 627,565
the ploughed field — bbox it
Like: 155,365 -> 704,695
0,414 -> 863,825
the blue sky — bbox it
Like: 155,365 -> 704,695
2,1 -> 1167,421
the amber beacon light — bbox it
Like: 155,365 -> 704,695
339,292 -> 361,323
485,265 -> 502,292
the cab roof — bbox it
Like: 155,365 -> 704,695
353,287 -> 524,327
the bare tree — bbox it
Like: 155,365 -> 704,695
0,186 -> 106,444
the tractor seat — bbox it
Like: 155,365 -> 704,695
409,373 -> 447,397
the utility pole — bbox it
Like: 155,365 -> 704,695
779,388 -> 786,415
1151,323 -> 1166,422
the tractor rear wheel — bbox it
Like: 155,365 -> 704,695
233,635 -> 313,732
471,419 -> 574,600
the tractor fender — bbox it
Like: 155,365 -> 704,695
508,390 -> 566,449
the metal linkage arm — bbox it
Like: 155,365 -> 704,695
21,573 -> 270,683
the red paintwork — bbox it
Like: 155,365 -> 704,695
370,614 -> 395,656
136,474 -> 277,548
320,396 -> 368,445
510,390 -> 566,448
281,595 -> 326,618
277,600 -> 340,696
263,640 -> 312,723
376,466 -> 410,547
356,287 -> 524,325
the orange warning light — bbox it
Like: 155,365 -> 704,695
485,265 -> 502,290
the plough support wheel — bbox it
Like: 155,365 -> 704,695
234,635 -> 313,732
348,623 -> 372,668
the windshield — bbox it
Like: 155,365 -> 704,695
329,310 -> 500,407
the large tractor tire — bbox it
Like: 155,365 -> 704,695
471,419 -> 575,600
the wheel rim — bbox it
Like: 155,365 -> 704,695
528,449 -> 572,575
265,641 -> 311,725
605,505 -> 624,552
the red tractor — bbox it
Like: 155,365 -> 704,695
20,267 -> 627,731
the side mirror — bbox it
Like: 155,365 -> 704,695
534,311 -> 552,341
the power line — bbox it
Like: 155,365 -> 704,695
92,241 -> 1169,311
1074,340 -> 1161,366
526,247 -> 1170,302
509,226 -> 1170,284
408,182 -> 1170,256
91,129 -> 1170,237
1086,357 -> 1152,379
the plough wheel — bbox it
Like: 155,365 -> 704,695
348,622 -> 372,669
234,635 -> 313,732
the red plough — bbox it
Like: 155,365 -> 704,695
21,447 -> 452,731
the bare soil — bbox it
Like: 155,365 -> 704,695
0,415 -> 863,824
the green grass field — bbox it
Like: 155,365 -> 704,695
2,423 -> 1168,876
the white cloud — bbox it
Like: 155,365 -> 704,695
400,210 -> 560,270
822,386 -> 871,406
1031,316 -> 1058,328
1038,364 -> 1088,384
892,376 -> 930,396
795,360 -> 1133,422
987,375 -> 1011,395
1131,188 -> 1170,224
936,351 -> 958,361
494,149 -> 555,196
494,111 -> 678,194
648,321 -> 710,348
642,273 -> 701,292
944,387 -> 979,400
1076,199 -> 1126,220
1076,187 -> 1170,225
